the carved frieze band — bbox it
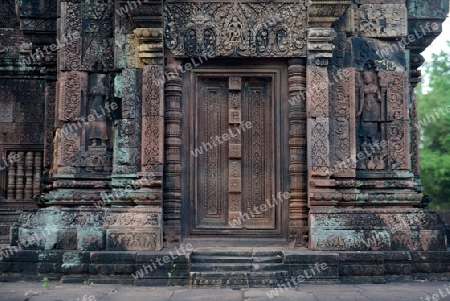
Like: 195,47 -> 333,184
378,71 -> 409,122
164,2 -> 307,57
59,71 -> 88,123
307,68 -> 329,118
228,77 -> 242,226
142,66 -> 164,173
307,67 -> 330,176
308,117 -> 330,176
330,68 -> 356,177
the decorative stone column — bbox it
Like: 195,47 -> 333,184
163,61 -> 183,247
305,28 -> 336,199
287,58 -> 308,247
138,28 -> 164,206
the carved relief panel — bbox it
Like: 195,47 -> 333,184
329,68 -> 356,177
357,4 -> 407,38
164,2 -> 307,57
57,72 -> 113,174
60,1 -> 114,72
355,68 -> 410,174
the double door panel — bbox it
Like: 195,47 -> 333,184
191,75 -> 277,234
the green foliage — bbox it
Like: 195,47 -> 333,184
42,277 -> 49,288
167,263 -> 177,286
416,41 -> 450,209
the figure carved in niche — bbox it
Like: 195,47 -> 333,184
357,71 -> 386,170
357,72 -> 381,144
88,74 -> 109,147
228,16 -> 243,42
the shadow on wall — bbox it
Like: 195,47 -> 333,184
436,210 -> 450,246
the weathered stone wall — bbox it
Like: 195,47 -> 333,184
0,0 -> 448,255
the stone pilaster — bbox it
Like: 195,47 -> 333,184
137,28 -> 164,206
306,28 -> 336,210
163,62 -> 183,247
287,59 -> 308,247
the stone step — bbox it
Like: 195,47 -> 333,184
189,270 -> 289,287
189,248 -> 289,287
190,248 -> 284,264
190,255 -> 253,263
191,262 -> 286,272
192,263 -> 254,272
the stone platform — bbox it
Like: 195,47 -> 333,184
2,281 -> 450,301
1,248 -> 450,287
0,282 -> 448,301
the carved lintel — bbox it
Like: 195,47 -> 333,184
117,0 -> 163,28
164,2 -> 307,58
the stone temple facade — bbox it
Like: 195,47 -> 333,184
0,0 -> 449,285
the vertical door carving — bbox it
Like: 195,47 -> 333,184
228,77 -> 242,226
241,80 -> 274,229
196,79 -> 229,225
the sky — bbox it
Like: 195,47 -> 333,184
418,17 -> 450,91
420,17 -> 450,67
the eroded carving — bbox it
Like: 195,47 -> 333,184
88,74 -> 109,147
358,4 -> 407,38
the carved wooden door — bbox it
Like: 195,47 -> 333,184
183,70 -> 287,240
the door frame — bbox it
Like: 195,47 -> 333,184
180,59 -> 290,246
